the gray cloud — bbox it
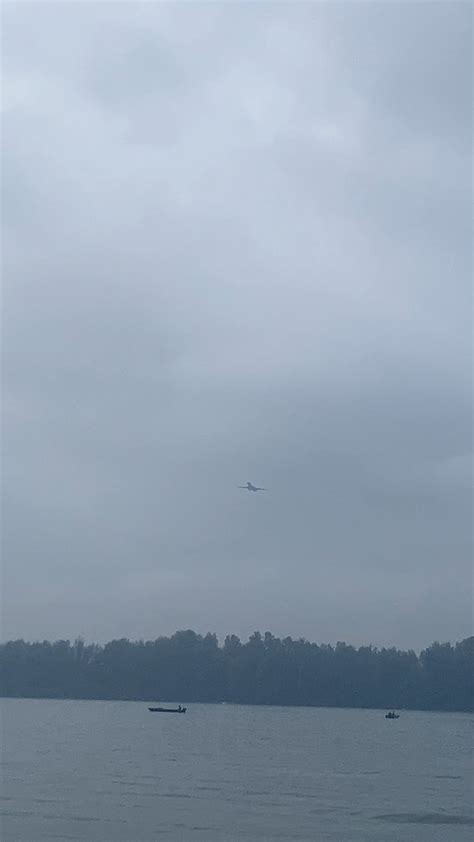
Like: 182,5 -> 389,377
2,2 -> 472,649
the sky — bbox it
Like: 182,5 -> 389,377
2,2 -> 472,650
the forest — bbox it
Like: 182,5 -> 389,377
1,631 -> 472,712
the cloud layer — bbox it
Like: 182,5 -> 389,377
2,2 -> 472,648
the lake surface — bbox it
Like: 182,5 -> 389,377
1,699 -> 472,841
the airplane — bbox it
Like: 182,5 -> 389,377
238,482 -> 267,492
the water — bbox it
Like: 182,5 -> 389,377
1,699 -> 472,841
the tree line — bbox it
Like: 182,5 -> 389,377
0,631 -> 472,711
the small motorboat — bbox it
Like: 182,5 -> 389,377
385,711 -> 400,719
148,706 -> 187,714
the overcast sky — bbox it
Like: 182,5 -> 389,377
2,2 -> 472,650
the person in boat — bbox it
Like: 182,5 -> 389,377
178,705 -> 182,712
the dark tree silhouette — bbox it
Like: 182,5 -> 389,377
0,632 -> 472,712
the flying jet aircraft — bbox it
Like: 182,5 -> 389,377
238,482 -> 267,492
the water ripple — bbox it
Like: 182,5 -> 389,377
375,812 -> 474,826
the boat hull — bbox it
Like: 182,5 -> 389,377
148,707 -> 186,713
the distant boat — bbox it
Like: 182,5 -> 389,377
148,706 -> 187,714
385,711 -> 400,719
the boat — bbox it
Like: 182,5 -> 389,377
148,706 -> 187,714
385,711 -> 400,719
